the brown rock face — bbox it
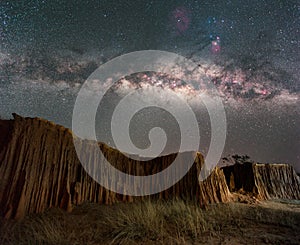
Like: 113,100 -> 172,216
222,163 -> 300,200
0,114 -> 232,219
254,163 -> 300,200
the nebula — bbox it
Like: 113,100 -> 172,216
170,6 -> 191,35
211,36 -> 221,54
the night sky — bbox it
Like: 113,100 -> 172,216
0,1 -> 299,171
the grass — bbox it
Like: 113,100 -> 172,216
102,200 -> 210,244
1,199 -> 300,244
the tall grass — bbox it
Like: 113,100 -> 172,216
102,200 -> 211,244
1,199 -> 300,244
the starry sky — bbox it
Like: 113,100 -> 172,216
0,1 -> 299,171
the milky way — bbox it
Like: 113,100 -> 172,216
0,1 -> 299,171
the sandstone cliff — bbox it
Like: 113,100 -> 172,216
222,162 -> 300,200
0,114 -> 232,219
1,114 -> 299,219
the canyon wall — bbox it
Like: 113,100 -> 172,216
0,114 -> 231,219
253,163 -> 300,200
1,114 -> 299,219
222,162 -> 300,200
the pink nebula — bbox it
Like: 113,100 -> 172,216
171,6 -> 191,35
211,36 -> 221,54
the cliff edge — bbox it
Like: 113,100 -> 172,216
0,114 -> 232,219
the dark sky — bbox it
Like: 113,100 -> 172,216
0,0 -> 299,171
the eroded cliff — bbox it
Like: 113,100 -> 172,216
1,114 -> 299,219
222,162 -> 300,200
0,114 -> 232,219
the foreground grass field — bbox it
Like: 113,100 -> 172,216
1,199 -> 300,244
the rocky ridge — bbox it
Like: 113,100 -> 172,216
0,114 -> 231,219
0,114 -> 299,219
222,162 -> 300,201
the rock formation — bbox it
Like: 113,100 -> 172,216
222,162 -> 300,200
1,114 -> 299,219
0,114 -> 232,219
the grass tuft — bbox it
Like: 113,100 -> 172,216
1,199 -> 300,244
